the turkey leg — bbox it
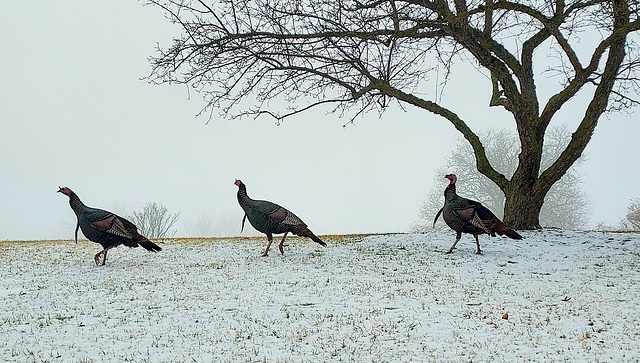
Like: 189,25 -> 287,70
474,235 -> 483,254
278,232 -> 289,255
446,232 -> 462,254
262,234 -> 274,257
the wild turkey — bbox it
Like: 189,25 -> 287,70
57,187 -> 162,265
433,174 -> 522,254
235,179 -> 326,256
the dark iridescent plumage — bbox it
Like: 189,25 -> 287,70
235,180 -> 326,256
434,174 -> 522,254
58,187 -> 161,265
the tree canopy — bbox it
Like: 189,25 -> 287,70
146,0 -> 640,229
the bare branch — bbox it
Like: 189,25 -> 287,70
144,0 -> 640,228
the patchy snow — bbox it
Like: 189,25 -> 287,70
1,230 -> 639,362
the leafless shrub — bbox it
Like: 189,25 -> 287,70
128,202 -> 180,239
618,198 -> 640,231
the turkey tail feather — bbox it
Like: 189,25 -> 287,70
308,232 -> 327,247
138,240 -> 162,252
133,233 -> 162,252
241,214 -> 247,233
495,224 -> 523,240
433,207 -> 443,228
295,226 -> 327,247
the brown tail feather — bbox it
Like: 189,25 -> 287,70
139,240 -> 162,252
295,226 -> 327,247
134,233 -> 162,252
308,232 -> 327,247
495,223 -> 523,240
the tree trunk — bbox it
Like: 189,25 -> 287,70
503,186 -> 544,230
497,105 -> 546,230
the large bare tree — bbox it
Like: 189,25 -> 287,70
412,126 -> 591,232
145,0 -> 640,229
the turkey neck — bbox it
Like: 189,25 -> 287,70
67,191 -> 87,215
236,183 -> 253,209
444,183 -> 457,202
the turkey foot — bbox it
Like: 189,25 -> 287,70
278,244 -> 288,255
94,247 -> 112,266
446,233 -> 461,254
94,251 -> 103,266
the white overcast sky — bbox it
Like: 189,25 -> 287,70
1,1 -> 638,240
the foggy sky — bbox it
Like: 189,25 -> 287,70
1,1 -> 638,241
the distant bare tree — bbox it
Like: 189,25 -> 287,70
186,212 -> 215,237
593,222 -> 615,231
213,214 -> 240,237
621,198 -> 640,230
412,126 -> 591,231
186,213 -> 244,237
128,202 -> 180,239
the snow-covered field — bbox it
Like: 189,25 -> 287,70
1,230 -> 639,362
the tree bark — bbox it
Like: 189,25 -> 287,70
503,184 -> 545,230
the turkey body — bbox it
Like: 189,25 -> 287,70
235,179 -> 326,256
434,174 -> 522,254
58,187 -> 162,265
